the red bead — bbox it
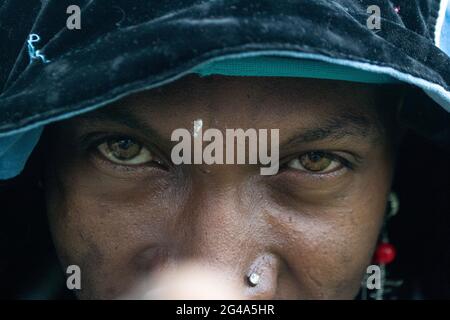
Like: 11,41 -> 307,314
373,242 -> 396,265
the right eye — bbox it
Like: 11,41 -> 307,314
97,137 -> 154,165
286,151 -> 344,174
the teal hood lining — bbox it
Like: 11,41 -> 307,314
194,56 -> 398,83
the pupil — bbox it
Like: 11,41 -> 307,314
118,139 -> 132,150
309,152 -> 324,162
107,138 -> 141,160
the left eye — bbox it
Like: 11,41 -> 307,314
287,151 -> 343,173
97,137 -> 153,165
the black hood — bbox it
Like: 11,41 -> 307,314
0,0 -> 449,136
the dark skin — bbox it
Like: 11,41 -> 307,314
44,76 -> 399,299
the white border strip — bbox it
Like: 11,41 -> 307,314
435,0 -> 449,47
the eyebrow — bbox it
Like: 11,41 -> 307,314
77,106 -> 379,147
76,107 -> 169,147
283,112 -> 379,146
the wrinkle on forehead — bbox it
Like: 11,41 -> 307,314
69,75 -> 399,146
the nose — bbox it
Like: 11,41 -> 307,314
174,183 -> 281,299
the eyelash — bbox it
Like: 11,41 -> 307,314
321,152 -> 354,169
85,134 -> 167,170
84,134 -> 357,176
281,151 -> 356,173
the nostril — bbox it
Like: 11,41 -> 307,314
244,253 -> 280,299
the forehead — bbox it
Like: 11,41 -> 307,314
89,76 -> 385,129
60,75 -> 398,149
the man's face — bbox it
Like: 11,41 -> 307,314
44,76 -> 396,299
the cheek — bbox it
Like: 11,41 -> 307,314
265,204 -> 384,298
45,161 -> 182,299
264,198 -> 387,298
265,158 -> 392,298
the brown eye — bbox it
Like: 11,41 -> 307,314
97,138 -> 153,165
287,151 -> 341,173
108,138 -> 141,160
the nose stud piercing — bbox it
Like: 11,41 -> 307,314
247,272 -> 260,287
